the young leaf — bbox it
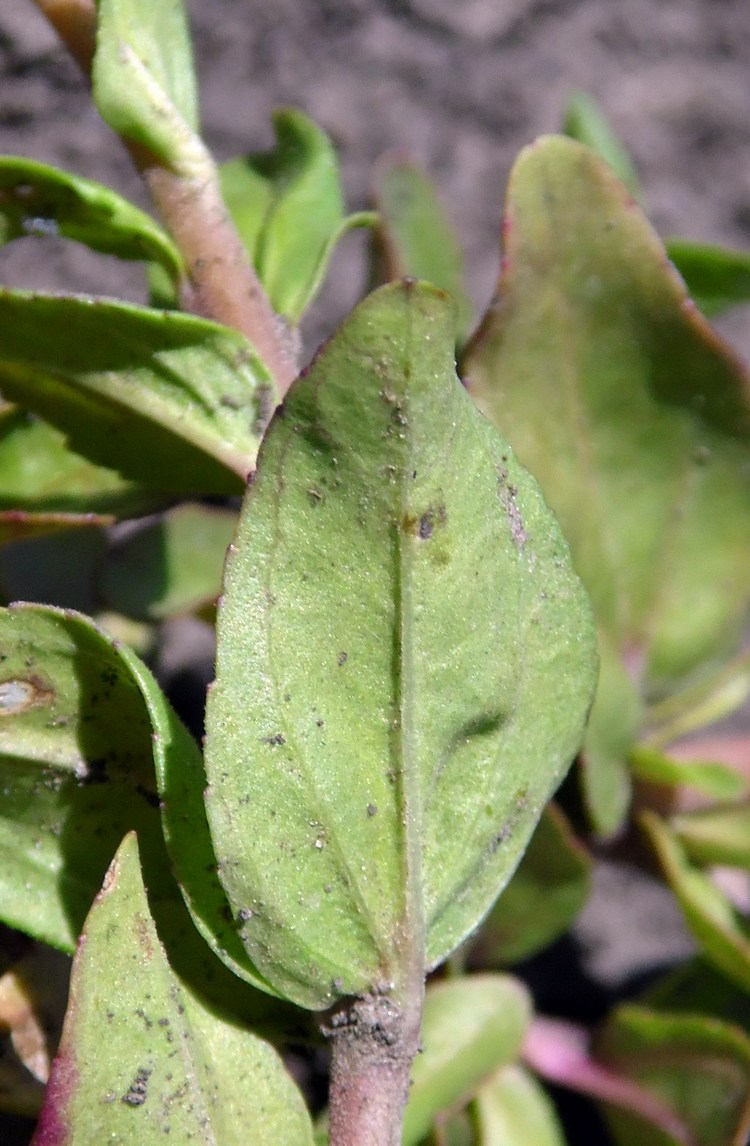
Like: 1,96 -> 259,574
462,136 -> 750,829
0,291 -> 276,493
469,804 -> 591,966
671,802 -> 750,870
221,109 -> 360,324
0,408 -> 168,522
92,0 -> 199,171
402,975 -> 532,1146
631,746 -> 747,803
204,280 -> 597,1009
645,650 -> 750,749
666,239 -> 750,318
102,503 -> 238,621
33,834 -> 315,1146
0,157 -> 182,281
562,92 -> 640,198
641,812 -> 750,994
372,155 -> 473,339
473,1065 -> 567,1146
596,1004 -> 750,1146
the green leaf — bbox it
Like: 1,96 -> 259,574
0,511 -> 109,549
596,1003 -> 750,1146
0,157 -> 182,281
562,92 -> 640,198
473,1065 -> 567,1146
102,503 -> 238,621
34,834 -> 315,1146
644,651 -> 750,748
92,0 -> 200,171
0,291 -> 276,494
0,408 -> 168,521
0,604 -> 176,950
641,812 -> 750,994
470,804 -> 591,966
644,957 -> 750,1035
463,135 -> 750,693
645,956 -> 750,1081
372,156 -> 473,339
579,638 -> 640,834
671,802 -> 750,869
462,136 -> 750,825
0,603 -> 282,1018
221,109 -> 359,324
402,975 -> 531,1146
667,239 -> 750,318
631,746 -> 747,803
204,280 -> 597,1009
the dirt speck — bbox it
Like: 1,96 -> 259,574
121,1067 -> 151,1108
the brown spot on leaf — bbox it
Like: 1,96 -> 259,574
0,676 -> 54,715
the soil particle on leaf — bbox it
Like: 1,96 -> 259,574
121,1066 -> 151,1107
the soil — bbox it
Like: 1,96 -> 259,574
1,1 -> 750,1142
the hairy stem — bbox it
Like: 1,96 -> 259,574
33,0 -> 297,393
324,986 -> 424,1146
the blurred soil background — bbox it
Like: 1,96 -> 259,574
1,1 -> 750,1141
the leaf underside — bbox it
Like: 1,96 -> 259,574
204,280 -> 596,1009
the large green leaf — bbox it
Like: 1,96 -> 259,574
221,110 -> 365,324
0,291 -> 276,494
33,834 -> 314,1146
462,135 -> 750,828
0,157 -> 181,281
402,975 -> 531,1146
203,280 -> 596,1009
92,0 -> 199,171
372,156 -> 473,339
596,1004 -> 750,1146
